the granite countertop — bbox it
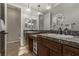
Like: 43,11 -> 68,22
24,30 -> 54,34
31,33 -> 48,38
38,34 -> 79,48
24,31 -> 39,34
31,35 -> 37,37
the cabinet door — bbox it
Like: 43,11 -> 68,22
50,50 -> 61,56
42,38 -> 62,56
28,36 -> 33,52
63,45 -> 79,56
37,44 -> 49,56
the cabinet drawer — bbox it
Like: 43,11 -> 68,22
37,44 -> 49,56
42,38 -> 61,52
50,50 -> 61,56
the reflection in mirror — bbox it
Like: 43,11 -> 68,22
54,13 -> 64,25
25,18 -> 32,30
52,13 -> 64,30
24,18 -> 38,30
71,23 -> 76,30
32,19 -> 37,30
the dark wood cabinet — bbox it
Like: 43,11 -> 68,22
28,36 -> 33,52
37,44 -> 49,56
28,34 -> 79,56
50,50 -> 61,56
37,37 -> 49,56
63,45 -> 79,56
37,36 -> 62,56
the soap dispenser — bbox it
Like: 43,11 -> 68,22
64,24 -> 69,35
58,27 -> 62,34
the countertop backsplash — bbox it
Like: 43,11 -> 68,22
24,30 -> 79,36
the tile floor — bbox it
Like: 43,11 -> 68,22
7,41 -> 34,56
7,41 -> 20,56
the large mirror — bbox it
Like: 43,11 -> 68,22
25,18 -> 33,30
25,18 -> 38,30
51,3 -> 79,31
52,13 -> 64,30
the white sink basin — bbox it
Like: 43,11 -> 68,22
46,34 -> 74,39
59,34 -> 74,38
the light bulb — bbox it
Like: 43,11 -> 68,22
46,5 -> 51,10
37,12 -> 41,15
26,8 -> 31,12
37,12 -> 43,15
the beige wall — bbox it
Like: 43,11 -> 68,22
0,4 -> 1,17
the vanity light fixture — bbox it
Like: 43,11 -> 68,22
26,3 -> 31,12
46,4 -> 51,10
26,8 -> 31,12
37,12 -> 42,15
37,5 -> 43,15
46,5 -> 51,10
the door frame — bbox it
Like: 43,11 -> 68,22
4,4 -> 21,56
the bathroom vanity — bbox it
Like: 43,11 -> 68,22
24,30 -> 49,55
37,34 -> 79,56
27,33 -> 79,56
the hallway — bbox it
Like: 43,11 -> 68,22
7,41 -> 34,56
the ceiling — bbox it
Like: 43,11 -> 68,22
15,3 -> 60,13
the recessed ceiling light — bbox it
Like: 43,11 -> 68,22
46,5 -> 51,10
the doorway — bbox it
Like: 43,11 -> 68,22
6,4 -> 21,56
0,3 -> 5,56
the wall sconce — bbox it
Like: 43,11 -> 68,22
46,4 -> 51,10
